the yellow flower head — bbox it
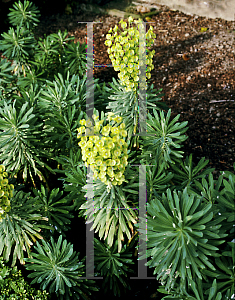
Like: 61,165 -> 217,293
101,125 -> 111,136
106,159 -> 112,166
79,119 -> 86,126
95,157 -> 103,166
119,20 -> 127,29
87,157 -> 95,165
107,141 -> 115,149
99,147 -> 106,154
96,139 -> 104,147
77,126 -> 85,136
99,172 -> 106,179
119,123 -> 125,129
128,16 -> 134,23
78,140 -> 86,148
111,127 -> 119,135
93,170 -> 99,178
86,140 -> 93,148
102,150 -> 111,159
115,158 -> 120,166
114,116 -> 122,123
120,129 -> 127,137
115,171 -> 123,179
113,149 -> 121,157
110,159 -> 116,166
120,139 -> 127,146
101,136 -> 109,143
90,164 -> 96,172
113,25 -> 119,32
111,135 -> 120,142
99,165 -> 107,172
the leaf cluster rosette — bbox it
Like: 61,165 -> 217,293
0,190 -> 51,267
104,16 -> 156,92
105,78 -> 167,149
159,241 -> 234,298
7,0 -> 41,31
0,100 -> 55,186
79,177 -> 138,253
24,235 -> 99,300
0,165 -> 14,221
93,237 -> 135,297
32,184 -> 74,238
136,187 -> 227,293
159,278 -> 234,299
77,109 -> 128,189
139,108 -> 189,169
0,58 -> 17,102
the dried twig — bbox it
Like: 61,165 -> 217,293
209,100 -> 234,103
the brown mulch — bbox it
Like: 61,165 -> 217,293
8,3 -> 235,179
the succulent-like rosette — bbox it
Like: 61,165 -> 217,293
77,110 -> 128,189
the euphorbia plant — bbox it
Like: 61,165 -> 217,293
77,109 -> 128,190
104,16 -> 160,149
1,1 -> 235,298
0,164 -> 14,220
105,16 -> 155,93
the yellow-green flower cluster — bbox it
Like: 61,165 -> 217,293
104,16 -> 156,92
0,165 -> 14,221
77,113 -> 128,187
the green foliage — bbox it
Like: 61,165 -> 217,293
0,2 -> 234,298
202,241 -> 235,295
24,235 -> 99,299
188,170 -> 235,236
137,187 -> 227,293
169,154 -> 215,191
32,184 -> 74,238
145,152 -> 174,202
79,173 -> 138,253
0,57 -> 16,101
0,27 -> 36,61
34,30 -> 74,80
159,278 -> 233,299
217,165 -> 235,221
105,77 -> 166,148
0,26 -> 37,78
63,40 -> 91,78
37,72 -> 93,157
0,256 -> 50,299
7,0 -> 41,31
159,245 -> 234,299
0,190 -> 52,267
140,108 -> 189,168
0,100 -> 55,185
94,237 -> 135,296
54,150 -> 87,211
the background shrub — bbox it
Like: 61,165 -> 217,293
0,256 -> 50,299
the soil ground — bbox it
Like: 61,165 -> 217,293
32,2 -> 235,179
